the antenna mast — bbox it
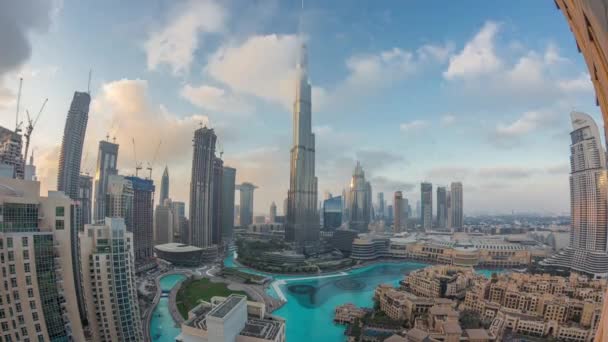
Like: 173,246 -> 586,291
15,78 -> 23,131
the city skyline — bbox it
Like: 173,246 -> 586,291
0,0 -> 601,215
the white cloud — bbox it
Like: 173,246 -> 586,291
145,0 -> 226,75
495,110 -> 557,138
440,114 -> 456,126
557,73 -> 593,92
180,84 -> 252,114
400,120 -> 428,132
444,21 -> 502,79
205,34 -> 299,109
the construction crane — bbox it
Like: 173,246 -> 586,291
146,140 -> 162,179
131,138 -> 142,176
23,98 -> 48,165
15,78 -> 23,133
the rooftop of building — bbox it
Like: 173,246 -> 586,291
154,243 -> 203,253
208,294 -> 245,319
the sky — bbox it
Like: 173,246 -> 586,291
0,0 -> 600,216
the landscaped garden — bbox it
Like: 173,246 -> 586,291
175,278 -> 250,318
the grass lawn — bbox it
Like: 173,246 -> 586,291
175,278 -> 249,318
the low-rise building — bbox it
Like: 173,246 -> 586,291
334,303 -> 370,324
176,294 -> 285,342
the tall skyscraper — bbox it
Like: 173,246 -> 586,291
105,174 -> 133,226
126,176 -> 155,263
212,157 -> 223,245
57,91 -> 90,199
155,201 -> 174,245
421,182 -> 433,231
189,127 -> 217,248
270,201 -> 277,223
0,126 -> 24,179
80,218 -> 143,341
450,182 -> 463,231
387,204 -> 394,225
221,166 -> 236,239
24,153 -> 37,181
393,191 -> 404,233
542,112 -> 608,278
348,162 -> 371,232
237,182 -> 257,228
436,186 -> 447,229
93,139 -> 118,222
78,174 -> 93,226
171,201 -> 188,243
446,190 -> 453,229
160,165 -> 169,204
365,181 -> 373,221
377,192 -> 385,219
285,24 -> 320,249
0,178 -> 86,341
415,200 -> 421,219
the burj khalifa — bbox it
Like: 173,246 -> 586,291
285,26 -> 320,251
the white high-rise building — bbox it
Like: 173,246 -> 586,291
285,24 -> 320,249
93,139 -> 118,222
542,112 -> 608,278
80,218 -> 143,341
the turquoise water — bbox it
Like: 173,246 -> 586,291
149,274 -> 187,342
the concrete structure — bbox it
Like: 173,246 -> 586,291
377,192 -> 385,219
542,112 -> 608,278
78,174 -> 93,226
348,162 -> 371,232
177,294 -> 285,342
24,154 -> 36,181
446,191 -> 453,230
126,175 -> 155,264
57,91 -> 90,199
221,166 -> 236,239
0,178 -> 86,341
80,218 -> 143,341
237,182 -> 257,228
450,182 -> 463,231
154,243 -> 204,267
436,186 -> 447,229
171,201 -> 188,243
189,127 -> 217,248
93,139 -> 118,222
285,26 -> 320,250
421,182 -> 432,231
402,265 -> 479,299
0,126 -> 24,179
394,191 -> 405,233
269,201 -> 277,223
160,166 -> 169,205
212,157 -> 223,245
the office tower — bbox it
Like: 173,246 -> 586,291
421,182 -> 432,231
212,157 -> 223,245
126,176 -> 155,263
171,201 -> 187,243
415,200 -> 421,219
0,126 -> 24,179
160,165 -> 169,204
80,218 -> 143,341
365,181 -> 373,221
155,201 -> 174,245
237,182 -> 257,227
221,166 -> 236,239
387,204 -> 394,225
78,174 -> 93,226
93,139 -> 118,222
377,192 -> 385,219
450,182 -> 463,231
105,174 -> 133,226
283,198 -> 288,216
24,153 -> 36,181
189,127 -> 217,248
270,201 -> 277,223
0,178 -> 86,341
323,195 -> 343,230
394,191 -> 404,233
542,112 -> 608,278
57,91 -> 90,199
285,24 -> 320,249
436,186 -> 447,229
348,162 -> 371,232
446,190 -> 453,229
